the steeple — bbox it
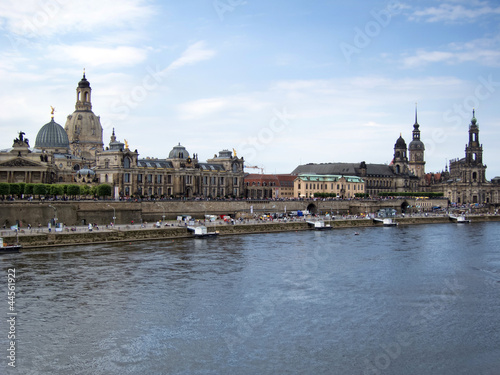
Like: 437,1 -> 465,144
408,104 -> 425,178
64,72 -> 104,159
468,109 -> 479,147
412,103 -> 420,140
75,69 -> 92,111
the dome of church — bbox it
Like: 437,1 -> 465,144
395,135 -> 407,149
78,74 -> 90,88
168,143 -> 190,159
409,138 -> 425,150
35,118 -> 70,149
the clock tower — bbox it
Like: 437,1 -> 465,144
408,106 -> 425,179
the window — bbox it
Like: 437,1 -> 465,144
234,177 -> 238,185
124,173 -> 130,183
138,174 -> 143,183
147,174 -> 153,183
157,175 -> 162,183
124,157 -> 131,169
167,174 -> 172,184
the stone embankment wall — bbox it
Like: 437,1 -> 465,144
3,215 -> 499,250
0,198 -> 452,227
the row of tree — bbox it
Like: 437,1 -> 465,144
0,183 -> 112,199
377,192 -> 444,198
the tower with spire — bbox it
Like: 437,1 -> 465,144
408,104 -> 425,179
64,71 -> 104,161
462,109 -> 486,183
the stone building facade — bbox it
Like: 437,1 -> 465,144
427,111 -> 500,204
294,174 -> 365,199
291,111 -> 424,196
95,133 -> 245,199
0,73 -> 245,199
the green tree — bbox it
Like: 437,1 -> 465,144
81,185 -> 91,197
33,183 -> 47,196
50,184 -> 65,197
97,184 -> 112,198
67,185 -> 81,198
18,183 -> 26,196
9,183 -> 20,197
0,183 -> 9,198
25,183 -> 35,195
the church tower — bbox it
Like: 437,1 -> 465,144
65,71 -> 104,161
463,109 -> 486,183
408,105 -> 425,179
393,134 -> 408,175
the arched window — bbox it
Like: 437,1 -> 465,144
124,157 -> 131,169
85,92 -> 89,102
473,172 -> 477,181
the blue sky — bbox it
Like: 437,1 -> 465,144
1,0 -> 500,178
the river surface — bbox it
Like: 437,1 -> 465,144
1,222 -> 500,374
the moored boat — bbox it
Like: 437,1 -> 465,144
187,226 -> 219,238
0,237 -> 22,254
306,220 -> 333,230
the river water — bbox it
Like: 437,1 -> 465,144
1,222 -> 500,374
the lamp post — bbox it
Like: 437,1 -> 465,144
48,204 -> 57,225
107,204 -> 116,227
157,203 -> 166,222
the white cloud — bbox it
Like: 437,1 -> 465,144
178,96 -> 269,121
165,41 -> 216,72
401,39 -> 500,68
0,0 -> 154,37
410,2 -> 500,23
46,44 -> 149,68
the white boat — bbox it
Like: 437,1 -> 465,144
306,220 -> 333,230
449,214 -> 471,224
187,225 -> 219,238
0,237 -> 22,254
373,218 -> 398,227
382,218 -> 398,227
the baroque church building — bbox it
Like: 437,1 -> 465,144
0,73 -> 245,199
427,110 -> 500,205
291,109 -> 424,196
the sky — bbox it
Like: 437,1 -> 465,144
1,0 -> 500,178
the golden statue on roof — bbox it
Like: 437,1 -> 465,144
124,139 -> 129,149
50,106 -> 55,118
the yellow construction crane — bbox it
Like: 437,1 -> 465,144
244,165 -> 265,174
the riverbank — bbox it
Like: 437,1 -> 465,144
2,214 -> 499,250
